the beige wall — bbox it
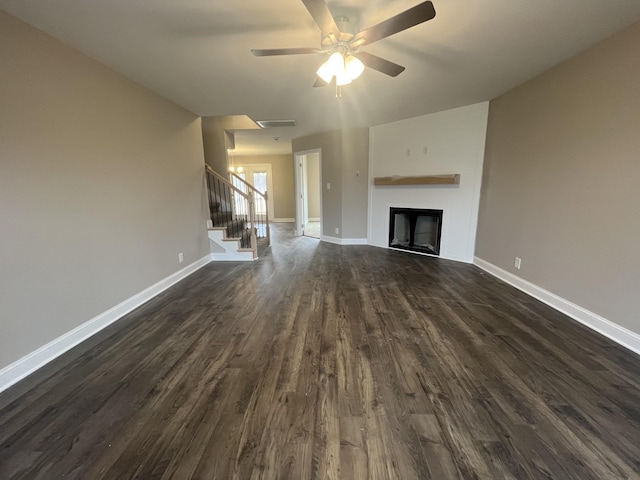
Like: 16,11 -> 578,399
233,154 -> 295,220
340,128 -> 369,239
476,21 -> 640,334
0,12 -> 210,371
292,128 -> 369,239
201,115 -> 261,174
201,117 -> 233,174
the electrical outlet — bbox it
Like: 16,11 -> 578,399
178,252 -> 184,263
514,257 -> 521,269
326,182 -> 331,190
335,227 -> 339,235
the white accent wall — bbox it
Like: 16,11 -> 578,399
368,103 -> 489,263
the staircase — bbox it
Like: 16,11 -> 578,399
205,165 -> 270,261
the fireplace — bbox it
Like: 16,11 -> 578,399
389,207 -> 443,256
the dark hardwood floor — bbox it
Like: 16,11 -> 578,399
2,224 -> 640,479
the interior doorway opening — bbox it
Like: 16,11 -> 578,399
293,149 -> 322,239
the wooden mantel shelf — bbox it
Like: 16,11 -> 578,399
373,174 -> 460,186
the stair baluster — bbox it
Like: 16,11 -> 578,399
205,165 -> 270,260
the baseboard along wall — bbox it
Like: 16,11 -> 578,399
6,251 -> 635,394
0,255 -> 212,393
320,236 -> 369,246
473,256 -> 640,356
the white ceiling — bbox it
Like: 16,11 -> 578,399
3,0 -> 640,155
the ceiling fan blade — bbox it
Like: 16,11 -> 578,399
251,48 -> 319,56
301,0 -> 341,37
351,1 -> 436,48
355,52 -> 405,77
313,77 -> 329,87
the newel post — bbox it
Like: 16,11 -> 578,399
264,191 -> 271,246
248,195 -> 258,258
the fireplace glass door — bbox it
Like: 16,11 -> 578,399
389,208 -> 443,255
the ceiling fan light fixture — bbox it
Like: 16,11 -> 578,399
336,69 -> 352,86
317,51 -> 360,86
327,51 -> 345,71
251,0 -> 437,91
316,60 -> 334,83
345,55 -> 365,80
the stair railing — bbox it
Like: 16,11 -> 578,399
229,172 -> 271,247
205,165 -> 258,257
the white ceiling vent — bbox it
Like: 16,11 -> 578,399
256,120 -> 297,128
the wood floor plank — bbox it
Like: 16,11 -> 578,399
2,224 -> 640,479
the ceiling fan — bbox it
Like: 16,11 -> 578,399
251,0 -> 436,93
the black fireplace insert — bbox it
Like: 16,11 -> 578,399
389,207 -> 443,255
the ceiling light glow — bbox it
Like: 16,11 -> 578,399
336,69 -> 352,86
316,51 -> 365,86
316,61 -> 334,83
345,55 -> 364,80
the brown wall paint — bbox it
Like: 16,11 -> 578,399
0,11 -> 210,370
476,21 -> 640,334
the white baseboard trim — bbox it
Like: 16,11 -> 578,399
272,218 -> 295,223
0,255 -> 212,394
308,217 -> 320,222
321,236 -> 368,246
473,256 -> 640,356
210,252 -> 255,262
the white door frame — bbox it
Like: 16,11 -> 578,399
301,158 -> 309,227
293,148 -> 322,237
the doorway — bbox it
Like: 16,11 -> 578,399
293,149 -> 322,238
232,163 -> 275,218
